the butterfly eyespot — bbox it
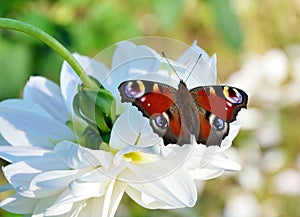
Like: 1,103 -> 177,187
209,114 -> 225,131
150,113 -> 169,136
124,81 -> 145,98
224,86 -> 243,104
153,114 -> 168,129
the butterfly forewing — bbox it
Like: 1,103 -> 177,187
190,85 -> 248,122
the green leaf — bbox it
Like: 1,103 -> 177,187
152,0 -> 184,30
0,39 -> 32,100
210,0 -> 243,50
0,209 -> 22,217
73,82 -> 116,136
95,88 -> 116,122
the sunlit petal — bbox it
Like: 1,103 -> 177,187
127,169 -> 197,209
23,76 -> 69,123
0,100 -> 74,148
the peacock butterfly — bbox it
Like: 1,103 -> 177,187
118,69 -> 248,147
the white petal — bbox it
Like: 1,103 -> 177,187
111,41 -> 137,68
54,141 -> 93,169
0,100 -> 74,148
60,55 -> 79,113
105,57 -> 163,98
46,179 -> 125,217
32,195 -> 58,217
187,143 -> 221,168
220,121 -> 241,151
185,146 -> 240,180
0,183 -> 14,192
0,146 -> 49,163
47,175 -> 108,210
74,146 -> 114,171
45,188 -> 92,216
3,161 -> 44,197
0,99 -> 52,119
60,53 -> 109,113
23,76 -> 69,123
76,198 -> 103,217
177,41 -> 216,86
126,186 -> 174,209
112,41 -> 160,69
110,107 -> 162,150
0,133 -> 11,146
69,178 -> 109,198
0,193 -> 38,214
105,41 -> 163,99
2,154 -> 68,197
116,145 -> 193,183
186,165 -> 224,180
210,154 -> 241,171
127,169 -> 197,209
30,169 -> 90,195
101,180 -> 126,217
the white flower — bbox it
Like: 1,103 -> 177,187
0,40 -> 241,216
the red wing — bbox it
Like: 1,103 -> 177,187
118,80 -> 182,144
190,85 -> 248,122
118,80 -> 176,116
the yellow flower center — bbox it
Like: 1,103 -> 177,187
123,151 -> 156,163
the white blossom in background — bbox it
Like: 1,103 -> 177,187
273,169 -> 300,195
224,45 -> 300,217
223,192 -> 261,217
0,40 -> 242,217
227,49 -> 289,147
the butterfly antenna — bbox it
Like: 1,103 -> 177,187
161,52 -> 181,81
185,53 -> 202,82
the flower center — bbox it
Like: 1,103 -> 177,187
123,151 -> 148,163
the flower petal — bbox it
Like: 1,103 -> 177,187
2,152 -> 69,197
112,41 -> 160,69
60,53 -> 109,113
45,179 -> 125,217
177,41 -> 217,87
220,121 -> 241,151
0,183 -> 14,192
54,141 -> 94,169
29,169 -> 91,196
0,193 -> 38,214
44,189 -> 75,215
75,198 -> 103,217
209,154 -> 241,171
69,172 -> 110,198
3,161 -> 45,197
23,76 -> 69,123
186,165 -> 224,180
110,107 -> 162,150
0,100 -> 75,148
116,144 -> 193,183
127,169 -> 197,209
0,146 -> 49,163
32,195 -> 58,217
0,133 -> 10,146
98,180 -> 126,217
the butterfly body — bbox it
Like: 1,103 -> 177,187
118,79 -> 248,146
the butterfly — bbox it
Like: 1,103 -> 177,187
118,75 -> 248,147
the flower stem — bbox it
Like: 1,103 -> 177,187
0,18 -> 96,88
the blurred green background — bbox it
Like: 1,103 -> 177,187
1,0 -> 300,216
